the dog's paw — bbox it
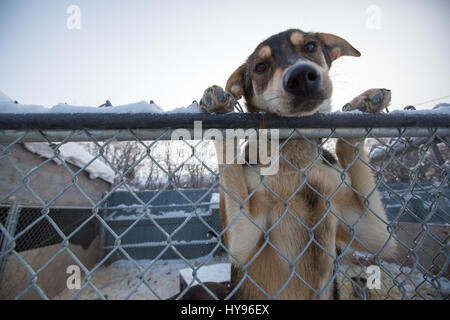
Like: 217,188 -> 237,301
200,85 -> 236,114
342,88 -> 391,113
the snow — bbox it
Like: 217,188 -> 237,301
105,204 -> 212,220
339,250 -> 449,300
1,96 -> 448,116
54,254 -> 229,300
210,192 -> 220,204
168,102 -> 201,114
209,192 -> 220,209
438,277 -> 450,297
24,142 -> 115,184
389,106 -> 450,115
0,90 -> 13,103
326,104 -> 450,115
105,238 -> 218,249
52,248 -> 448,300
108,209 -> 210,220
0,100 -> 200,114
179,263 -> 230,286
3,99 -> 209,184
0,101 -> 163,114
347,109 -> 363,114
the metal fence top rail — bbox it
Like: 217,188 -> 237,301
0,111 -> 449,130
1,111 -> 449,142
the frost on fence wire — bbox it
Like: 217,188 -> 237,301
0,125 -> 448,300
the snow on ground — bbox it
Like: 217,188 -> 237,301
337,250 -> 449,300
179,263 -> 230,286
54,254 -> 228,300
24,141 -> 115,184
53,250 -> 448,300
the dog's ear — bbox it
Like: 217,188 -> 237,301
316,33 -> 361,62
225,63 -> 246,99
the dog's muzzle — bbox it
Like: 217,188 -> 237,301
283,63 -> 322,98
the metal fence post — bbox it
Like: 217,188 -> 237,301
99,200 -> 108,261
0,202 -> 21,285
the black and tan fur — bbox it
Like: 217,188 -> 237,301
181,29 -> 396,300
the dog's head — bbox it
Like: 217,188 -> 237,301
225,29 -> 360,116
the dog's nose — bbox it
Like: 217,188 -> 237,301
283,64 -> 321,96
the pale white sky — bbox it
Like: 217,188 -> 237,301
0,0 -> 449,111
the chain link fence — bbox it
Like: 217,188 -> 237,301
0,110 -> 449,300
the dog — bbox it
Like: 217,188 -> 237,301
176,29 -> 396,300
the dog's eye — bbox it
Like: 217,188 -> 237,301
303,41 -> 317,53
255,62 -> 269,74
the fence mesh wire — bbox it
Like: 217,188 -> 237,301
0,112 -> 448,300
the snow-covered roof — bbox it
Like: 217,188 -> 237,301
1,100 -> 203,185
0,100 -> 200,114
24,142 -> 115,184
105,206 -> 212,220
0,90 -> 13,103
210,192 -> 220,209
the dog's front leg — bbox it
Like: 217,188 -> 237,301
200,86 -> 266,264
335,88 -> 397,258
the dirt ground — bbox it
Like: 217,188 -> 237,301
0,237 -> 99,300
